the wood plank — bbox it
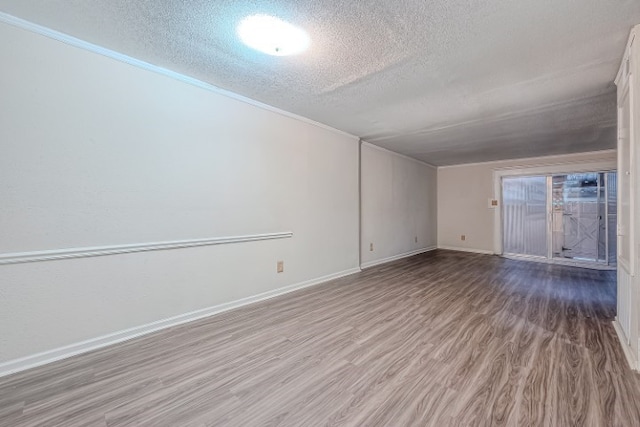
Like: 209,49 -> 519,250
1,250 -> 639,426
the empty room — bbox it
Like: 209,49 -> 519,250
2,0 -> 640,426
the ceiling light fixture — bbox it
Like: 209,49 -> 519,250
238,15 -> 310,56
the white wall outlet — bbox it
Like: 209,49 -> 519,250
369,243 -> 374,251
277,261 -> 284,273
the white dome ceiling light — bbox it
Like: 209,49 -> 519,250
238,15 -> 310,56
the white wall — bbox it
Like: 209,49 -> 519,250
360,143 -> 437,267
0,22 -> 360,366
437,150 -> 617,253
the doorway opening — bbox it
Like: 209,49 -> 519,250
502,171 -> 617,268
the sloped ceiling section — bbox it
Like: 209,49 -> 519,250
1,0 -> 639,165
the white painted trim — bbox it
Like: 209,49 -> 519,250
360,246 -> 437,269
492,160 -> 616,176
501,253 -> 615,270
613,319 -> 638,371
361,142 -> 437,169
437,246 -> 494,255
0,232 -> 293,265
358,139 -> 364,268
437,149 -> 616,170
615,29 -> 636,86
617,72 -> 635,277
0,12 -> 359,142
0,266 -> 361,377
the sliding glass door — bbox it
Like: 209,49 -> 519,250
502,172 -> 617,266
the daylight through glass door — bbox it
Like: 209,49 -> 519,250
502,172 -> 617,267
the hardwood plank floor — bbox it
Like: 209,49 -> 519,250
1,250 -> 639,426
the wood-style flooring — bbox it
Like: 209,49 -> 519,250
1,250 -> 639,426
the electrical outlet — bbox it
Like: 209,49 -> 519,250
277,261 -> 284,273
369,243 -> 374,251
415,236 -> 418,243
461,235 -> 466,241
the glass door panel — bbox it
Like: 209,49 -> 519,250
597,173 -> 607,262
607,172 -> 618,265
551,173 -> 602,262
502,176 -> 547,257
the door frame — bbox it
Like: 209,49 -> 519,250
492,160 -> 617,257
614,31 -> 638,368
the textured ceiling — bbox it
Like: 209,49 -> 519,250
1,0 -> 639,165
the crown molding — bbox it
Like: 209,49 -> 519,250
0,12 -> 359,142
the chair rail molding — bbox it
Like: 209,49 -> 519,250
0,232 -> 294,265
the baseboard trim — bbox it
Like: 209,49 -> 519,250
502,253 -> 615,270
437,246 -> 494,255
613,318 -> 638,371
0,232 -> 293,266
361,246 -> 437,269
0,267 -> 361,378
